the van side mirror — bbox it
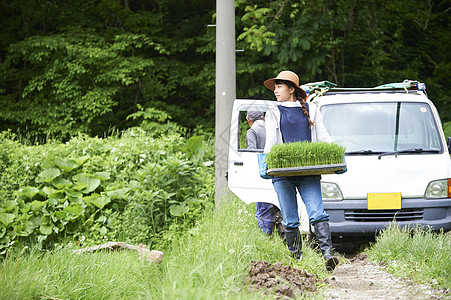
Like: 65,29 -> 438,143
448,137 -> 451,153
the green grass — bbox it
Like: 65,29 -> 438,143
266,141 -> 346,169
0,197 -> 329,300
4,199 -> 450,299
365,223 -> 451,289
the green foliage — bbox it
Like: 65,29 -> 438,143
234,0 -> 451,123
0,197 -> 330,299
0,30 -> 165,140
0,0 -> 216,139
0,123 -> 215,251
0,156 -> 112,249
366,223 -> 451,289
265,141 -> 346,169
0,0 -> 450,138
443,121 -> 451,139
126,105 -> 186,138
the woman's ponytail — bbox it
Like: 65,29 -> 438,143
295,89 -> 314,127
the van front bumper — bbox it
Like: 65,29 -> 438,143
323,197 -> 451,236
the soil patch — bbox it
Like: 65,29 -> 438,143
245,260 -> 324,298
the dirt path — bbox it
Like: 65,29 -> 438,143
245,238 -> 449,299
323,253 -> 448,300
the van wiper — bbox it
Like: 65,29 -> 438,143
377,148 -> 438,159
346,150 -> 376,154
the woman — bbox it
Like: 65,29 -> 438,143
263,70 -> 339,271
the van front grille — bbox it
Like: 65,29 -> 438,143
344,209 -> 424,222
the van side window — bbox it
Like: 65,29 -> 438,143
238,110 -> 266,152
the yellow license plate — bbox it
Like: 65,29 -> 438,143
367,193 -> 401,210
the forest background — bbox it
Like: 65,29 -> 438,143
1,0 -> 450,140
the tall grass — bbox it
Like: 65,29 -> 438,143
366,223 -> 451,289
266,141 -> 346,169
0,197 -> 328,300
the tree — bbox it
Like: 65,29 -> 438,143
0,0 -> 449,140
0,30 -> 165,139
234,0 -> 451,121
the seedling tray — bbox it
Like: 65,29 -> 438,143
267,163 -> 346,177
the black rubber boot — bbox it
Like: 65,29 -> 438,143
285,227 -> 303,261
313,221 -> 339,271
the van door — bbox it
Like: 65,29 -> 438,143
228,99 -> 310,233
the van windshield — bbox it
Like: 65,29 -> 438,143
321,102 -> 443,153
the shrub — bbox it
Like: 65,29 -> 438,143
0,127 -> 214,252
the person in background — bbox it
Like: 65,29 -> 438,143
246,111 -> 281,235
263,70 -> 339,271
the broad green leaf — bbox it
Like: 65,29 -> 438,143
40,224 -> 53,235
14,220 -> 34,236
54,210 -> 66,220
64,189 -> 83,198
17,213 -> 31,221
30,200 -> 46,211
94,172 -> 110,181
55,157 -> 79,172
7,230 -> 16,240
20,205 -> 31,214
67,197 -> 83,205
64,204 -> 84,217
52,178 -> 73,189
2,201 -> 18,212
99,226 -> 107,235
72,182 -> 88,191
43,186 -> 63,198
72,173 -> 100,194
0,213 -> 15,226
96,215 -> 107,223
0,235 -> 10,245
73,156 -> 89,166
84,194 -> 111,209
169,203 -> 190,217
185,135 -> 204,159
21,187 -> 40,199
38,168 -> 61,183
29,216 -> 40,227
48,198 -> 58,207
41,215 -> 52,225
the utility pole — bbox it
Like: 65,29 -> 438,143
215,0 -> 235,208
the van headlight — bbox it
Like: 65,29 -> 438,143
321,182 -> 343,201
425,179 -> 451,199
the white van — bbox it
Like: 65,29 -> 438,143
228,80 -> 451,235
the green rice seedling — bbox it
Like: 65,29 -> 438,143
266,141 -> 346,169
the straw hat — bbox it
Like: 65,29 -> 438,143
264,70 -> 307,99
